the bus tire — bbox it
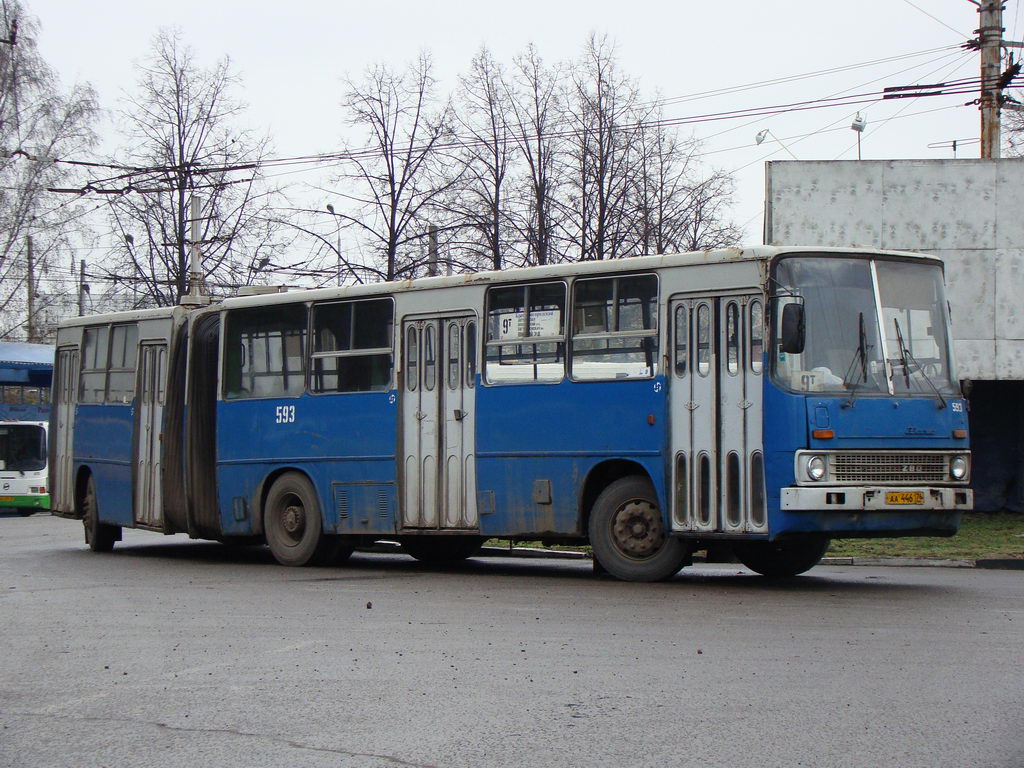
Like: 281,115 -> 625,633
733,535 -> 830,577
588,476 -> 688,582
83,476 -> 119,552
400,535 -> 485,563
263,472 -> 336,567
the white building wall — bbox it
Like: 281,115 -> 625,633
764,158 -> 1024,380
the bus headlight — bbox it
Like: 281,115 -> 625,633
950,455 -> 969,480
807,455 -> 827,481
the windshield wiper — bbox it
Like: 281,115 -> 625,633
841,312 -> 870,407
892,317 -> 947,409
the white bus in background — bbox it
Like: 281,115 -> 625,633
0,420 -> 49,515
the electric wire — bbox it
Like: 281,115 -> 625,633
898,0 -> 967,39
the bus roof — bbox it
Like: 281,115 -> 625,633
56,304 -> 186,330
0,342 -> 53,367
54,245 -> 943,324
218,245 -> 940,311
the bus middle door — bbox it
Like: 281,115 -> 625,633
401,316 -> 478,531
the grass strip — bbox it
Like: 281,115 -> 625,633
487,513 -> 1024,560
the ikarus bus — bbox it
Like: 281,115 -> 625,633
48,246 -> 972,581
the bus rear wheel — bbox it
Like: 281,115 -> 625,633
732,535 -> 830,577
588,476 -> 688,582
83,476 -> 119,552
400,535 -> 485,563
263,473 -> 337,567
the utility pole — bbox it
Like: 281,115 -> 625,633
180,194 -> 210,306
25,235 -> 34,342
969,1 -> 1024,158
77,259 -> 87,316
427,224 -> 439,277
977,0 -> 1005,158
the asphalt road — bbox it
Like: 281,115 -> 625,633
1,513 -> 1022,768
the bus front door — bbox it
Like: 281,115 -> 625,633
54,347 -> 79,513
669,294 -> 766,534
134,342 -> 167,528
401,316 -> 478,531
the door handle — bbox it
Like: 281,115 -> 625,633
453,409 -> 467,421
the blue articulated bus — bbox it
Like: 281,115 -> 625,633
49,247 -> 972,581
0,342 -> 53,516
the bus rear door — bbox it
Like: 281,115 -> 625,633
53,347 -> 79,513
134,342 -> 167,528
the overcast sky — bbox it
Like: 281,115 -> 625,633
25,0 -> 1017,248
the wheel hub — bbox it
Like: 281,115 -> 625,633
611,500 -> 664,558
281,503 -> 305,535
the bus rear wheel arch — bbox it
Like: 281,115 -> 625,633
262,471 -> 340,567
588,475 -> 689,582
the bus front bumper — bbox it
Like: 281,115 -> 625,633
0,494 -> 49,510
781,486 -> 972,512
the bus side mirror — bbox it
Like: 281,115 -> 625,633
781,303 -> 805,354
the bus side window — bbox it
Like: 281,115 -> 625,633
311,298 -> 394,393
107,324 -> 138,404
484,282 -> 566,384
79,326 -> 109,403
571,274 -> 658,381
224,305 -> 307,399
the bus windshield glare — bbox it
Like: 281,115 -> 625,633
774,256 -> 957,396
0,424 -> 46,472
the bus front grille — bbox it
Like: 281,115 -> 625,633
832,453 -> 948,483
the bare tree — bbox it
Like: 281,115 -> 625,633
674,170 -> 743,251
101,29 -> 286,308
506,44 -> 565,266
440,47 -> 514,272
564,35 -> 641,261
0,0 -> 96,340
334,54 -> 455,281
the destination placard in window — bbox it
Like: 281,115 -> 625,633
496,309 -> 559,339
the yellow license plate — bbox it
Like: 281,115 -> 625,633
886,491 -> 924,505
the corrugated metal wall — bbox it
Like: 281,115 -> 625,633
765,158 -> 1024,381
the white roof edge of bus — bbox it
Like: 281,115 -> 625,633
57,304 -> 187,329
218,245 -> 938,311
55,245 -> 941,324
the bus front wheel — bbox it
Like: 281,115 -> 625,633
732,535 -> 830,577
83,477 -> 119,552
588,476 -> 688,582
263,473 -> 338,567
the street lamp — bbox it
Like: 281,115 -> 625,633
851,113 -> 867,160
755,128 -> 799,160
326,204 -> 341,287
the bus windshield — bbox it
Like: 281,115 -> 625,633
0,424 -> 46,472
774,256 -> 958,396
